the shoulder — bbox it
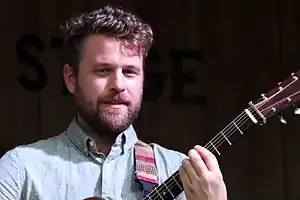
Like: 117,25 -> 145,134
0,133 -> 69,197
1,133 -> 69,167
151,143 -> 187,164
147,143 -> 188,199
136,141 -> 187,167
148,143 -> 188,181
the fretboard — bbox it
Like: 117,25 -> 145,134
143,108 -> 258,200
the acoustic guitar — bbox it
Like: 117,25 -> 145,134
84,70 -> 300,200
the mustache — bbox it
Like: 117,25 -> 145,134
98,94 -> 130,105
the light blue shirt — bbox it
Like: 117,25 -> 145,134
0,118 -> 187,200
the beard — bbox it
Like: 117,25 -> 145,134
73,84 -> 142,137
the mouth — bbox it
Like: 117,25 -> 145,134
101,101 -> 129,106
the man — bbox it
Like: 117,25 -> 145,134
0,5 -> 227,200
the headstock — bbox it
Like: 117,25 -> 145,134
250,70 -> 300,124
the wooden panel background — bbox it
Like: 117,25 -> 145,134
1,0 -> 300,199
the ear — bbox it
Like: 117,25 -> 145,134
63,64 -> 76,94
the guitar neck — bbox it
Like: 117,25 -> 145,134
83,70 -> 300,200
143,107 -> 259,200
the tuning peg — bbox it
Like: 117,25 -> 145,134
292,104 -> 300,115
261,93 -> 267,100
279,115 -> 288,124
294,107 -> 300,115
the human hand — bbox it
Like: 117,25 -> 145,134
179,145 -> 227,200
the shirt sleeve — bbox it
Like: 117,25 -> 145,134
0,149 -> 22,200
152,144 -> 188,200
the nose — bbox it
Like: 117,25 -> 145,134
108,70 -> 125,93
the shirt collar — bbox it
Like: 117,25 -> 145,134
66,117 -> 138,157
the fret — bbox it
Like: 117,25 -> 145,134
154,187 -> 164,200
163,182 -> 175,198
144,172 -> 184,200
220,131 -> 231,145
142,109 -> 260,200
171,174 -> 182,190
210,141 -> 221,155
233,121 -> 244,135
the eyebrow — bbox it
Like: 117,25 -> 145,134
93,62 -> 114,68
92,62 -> 141,71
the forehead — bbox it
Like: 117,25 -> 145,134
80,34 -> 143,67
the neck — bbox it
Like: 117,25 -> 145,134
76,114 -> 115,156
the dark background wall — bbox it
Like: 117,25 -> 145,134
1,0 -> 300,199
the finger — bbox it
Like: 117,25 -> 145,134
179,164 -> 191,187
194,145 -> 221,173
188,148 -> 208,177
181,158 -> 198,184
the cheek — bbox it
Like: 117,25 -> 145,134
127,81 -> 143,101
93,79 -> 107,93
78,77 -> 106,100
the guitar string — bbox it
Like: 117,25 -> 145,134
146,112 -> 251,200
146,87 -> 300,199
156,95 -> 289,199
205,109 -> 254,149
146,108 -> 254,200
208,83 -> 300,153
258,90 -> 300,115
203,96 -> 288,155
204,109 -> 256,151
206,88 -> 300,155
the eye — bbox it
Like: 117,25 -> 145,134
123,69 -> 138,77
95,68 -> 111,72
93,68 -> 114,76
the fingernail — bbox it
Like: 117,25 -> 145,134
190,149 -> 197,155
182,159 -> 189,165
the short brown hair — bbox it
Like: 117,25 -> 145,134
60,5 -> 154,72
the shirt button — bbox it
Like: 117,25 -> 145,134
88,140 -> 94,147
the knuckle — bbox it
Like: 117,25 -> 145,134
186,184 -> 198,196
194,176 -> 204,184
207,150 -> 216,159
201,173 -> 210,182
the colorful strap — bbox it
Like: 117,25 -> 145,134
134,140 -> 158,196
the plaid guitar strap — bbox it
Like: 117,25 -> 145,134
134,140 -> 159,196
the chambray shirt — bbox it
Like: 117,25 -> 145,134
0,118 -> 187,200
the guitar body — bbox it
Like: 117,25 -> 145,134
82,71 -> 300,200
